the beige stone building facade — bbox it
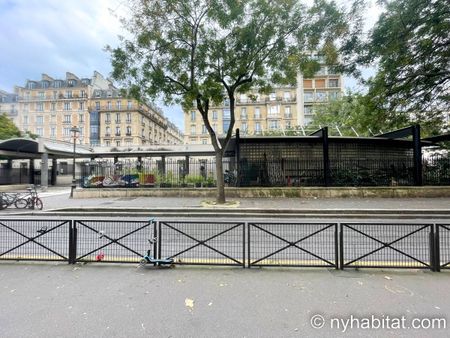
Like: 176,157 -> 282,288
12,72 -> 183,146
184,69 -> 343,144
0,90 -> 19,124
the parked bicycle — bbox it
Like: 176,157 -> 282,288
0,192 -> 22,209
14,185 -> 43,210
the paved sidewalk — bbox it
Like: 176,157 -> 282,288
0,263 -> 449,338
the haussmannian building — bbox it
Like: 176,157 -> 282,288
0,90 -> 19,124
12,71 -> 183,146
184,66 -> 343,144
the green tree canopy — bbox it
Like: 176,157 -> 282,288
0,114 -> 21,140
109,0 -> 362,202
359,0 -> 450,132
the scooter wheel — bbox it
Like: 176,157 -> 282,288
138,259 -> 147,267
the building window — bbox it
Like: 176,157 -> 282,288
241,122 -> 248,134
223,109 -> 230,119
269,120 -> 279,130
255,122 -> 261,134
36,128 -> 43,136
212,123 -> 218,132
36,116 -> 43,125
223,119 -> 230,132
27,82 -> 36,89
285,106 -> 291,118
53,91 -> 58,99
116,141 -> 121,147
105,127 -> 111,136
107,101 -> 112,109
116,101 -> 122,110
115,126 -> 121,136
106,140 -> 111,146
304,106 -> 313,115
95,101 -> 100,110
202,124 -> 207,134
65,90 -> 72,98
329,91 -> 339,101
64,115 -> 71,124
254,107 -> 261,119
142,129 -> 145,137
23,116 -> 28,125
269,105 -> 278,116
79,114 -> 84,123
202,139 -> 208,145
64,102 -> 71,111
127,101 -> 132,109
240,107 -> 247,120
190,111 -> 196,121
24,104 -> 29,112
106,113 -> 111,123
212,110 -> 218,120
190,125 -> 196,135
63,128 -> 71,136
38,92 -> 45,99
126,113 -> 131,123
269,92 -> 276,101
328,79 -> 339,88
79,102 -> 85,110
115,113 -> 121,123
126,126 -> 132,136
316,91 -> 327,102
51,102 -> 56,111
36,102 -> 44,111
80,90 -> 86,98
304,91 -> 314,102
50,127 -> 56,137
283,91 -> 291,102
286,121 -> 291,129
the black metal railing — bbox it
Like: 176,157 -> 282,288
248,222 -> 338,268
159,221 -> 245,266
0,219 -> 448,271
436,224 -> 450,271
340,223 -> 434,270
73,220 -> 154,264
0,219 -> 71,262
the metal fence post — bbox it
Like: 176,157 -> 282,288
413,124 -> 423,186
335,223 -> 339,269
235,128 -> 241,187
322,127 -> 330,187
429,224 -> 436,271
158,221 -> 162,260
339,223 -> 344,270
0,193 -> 3,210
242,222 -> 246,268
69,220 -> 76,264
435,224 -> 441,272
247,223 -> 251,268
153,220 -> 158,260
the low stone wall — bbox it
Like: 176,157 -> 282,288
74,186 -> 450,199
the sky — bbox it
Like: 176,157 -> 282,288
0,0 -> 383,132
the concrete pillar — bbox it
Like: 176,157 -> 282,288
29,159 -> 35,184
41,153 -> 49,190
51,158 -> 57,186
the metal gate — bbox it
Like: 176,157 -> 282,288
340,223 -> 434,270
248,222 -> 338,268
436,224 -> 450,271
0,219 -> 71,262
73,219 -> 154,263
158,221 -> 245,266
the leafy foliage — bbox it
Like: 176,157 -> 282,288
0,114 -> 21,140
360,0 -> 450,133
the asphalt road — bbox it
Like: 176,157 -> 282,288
0,263 -> 449,338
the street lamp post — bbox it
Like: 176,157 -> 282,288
70,126 -> 80,198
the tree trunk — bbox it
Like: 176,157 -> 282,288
215,151 -> 225,204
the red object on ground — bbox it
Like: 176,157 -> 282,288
96,252 -> 105,261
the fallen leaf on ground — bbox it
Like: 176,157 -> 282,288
185,298 -> 194,309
